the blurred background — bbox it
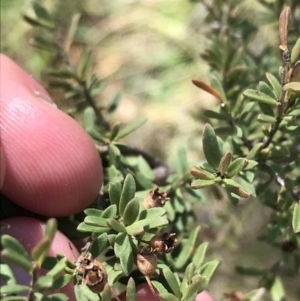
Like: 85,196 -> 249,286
1,0 -> 299,300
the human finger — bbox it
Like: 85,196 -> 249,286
0,54 -> 103,216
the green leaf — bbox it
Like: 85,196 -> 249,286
28,36 -> 58,52
227,158 -> 248,177
84,208 -> 103,217
1,235 -> 31,261
77,49 -> 93,79
83,107 -> 96,130
102,283 -> 112,301
47,293 -> 69,301
51,274 -> 73,291
247,143 -> 263,159
110,122 -> 120,141
1,249 -> 33,273
243,89 -> 278,106
46,257 -> 67,279
182,262 -> 195,287
74,284 -> 88,301
126,217 -> 169,233
116,117 -> 147,139
291,37 -> 300,64
218,151 -> 232,175
224,179 -> 251,198
137,156 -> 155,180
192,242 -> 208,269
119,174 -> 136,216
204,109 -> 227,120
162,268 -> 181,298
101,204 -> 118,219
31,237 -> 51,267
211,74 -> 227,102
23,15 -> 54,29
191,179 -> 215,189
126,278 -> 137,301
159,293 -> 179,301
292,202 -> 300,233
235,266 -> 265,276
265,73 -> 281,99
90,233 -> 108,257
181,276 -> 202,301
152,281 -> 169,294
87,128 -> 109,143
258,81 -> 277,99
77,222 -> 107,233
202,123 -> 222,169
2,297 -> 28,301
32,2 -> 53,23
84,216 -> 110,228
107,92 -> 122,118
106,219 -> 126,233
109,181 -> 122,210
47,69 -> 78,80
174,226 -> 200,270
123,198 -> 141,226
283,82 -> 300,92
108,143 -> 121,165
200,259 -> 220,288
270,276 -> 285,301
36,274 -> 54,289
126,223 -> 144,236
0,284 -> 30,294
257,114 -> 277,123
78,285 -> 99,301
0,263 -> 16,285
114,233 -> 133,275
139,207 -> 167,219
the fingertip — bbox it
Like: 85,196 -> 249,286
0,54 -> 103,216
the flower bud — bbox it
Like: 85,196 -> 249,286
150,232 -> 177,253
143,187 -> 170,209
137,247 -> 157,276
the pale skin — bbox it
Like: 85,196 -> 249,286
0,54 -> 214,301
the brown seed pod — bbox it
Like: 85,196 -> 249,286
76,254 -> 108,294
143,187 -> 170,209
137,247 -> 157,276
150,232 -> 177,253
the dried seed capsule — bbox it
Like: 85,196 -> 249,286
137,247 -> 157,276
143,187 -> 170,209
150,232 -> 177,253
76,254 -> 108,294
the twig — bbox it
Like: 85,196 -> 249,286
110,289 -> 122,301
261,50 -> 290,150
145,275 -> 161,301
28,264 -> 38,301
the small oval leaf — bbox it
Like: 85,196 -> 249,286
119,174 -> 136,216
292,202 -> 300,233
227,158 -> 248,178
202,123 -> 222,169
243,89 -> 278,106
